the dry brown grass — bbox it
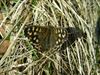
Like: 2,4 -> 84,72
0,0 -> 100,75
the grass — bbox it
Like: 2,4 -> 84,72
0,0 -> 100,75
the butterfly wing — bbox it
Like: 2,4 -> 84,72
24,25 -> 50,51
24,25 -> 68,51
50,27 -> 67,50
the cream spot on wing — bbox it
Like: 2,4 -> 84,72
32,27 -> 35,31
58,34 -> 61,37
33,32 -> 37,35
58,39 -> 61,42
56,41 -> 59,44
33,37 -> 37,40
57,29 -> 60,33
28,28 -> 30,31
28,32 -> 32,36
36,39 -> 39,43
36,28 -> 39,31
64,30 -> 66,33
62,34 -> 66,38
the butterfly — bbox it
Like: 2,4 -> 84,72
24,25 -> 85,52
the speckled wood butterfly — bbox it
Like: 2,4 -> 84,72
24,25 -> 85,52
24,25 -> 68,51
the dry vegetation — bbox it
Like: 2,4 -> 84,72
0,0 -> 100,75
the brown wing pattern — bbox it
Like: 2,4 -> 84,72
24,25 -> 85,52
24,25 -> 67,52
